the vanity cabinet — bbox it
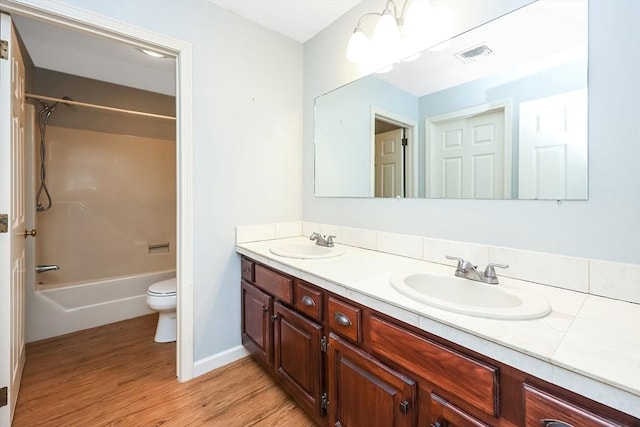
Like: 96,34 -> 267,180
239,256 -> 639,427
240,259 -> 325,425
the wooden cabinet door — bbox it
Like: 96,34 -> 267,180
241,280 -> 273,368
273,302 -> 324,421
327,332 -> 416,427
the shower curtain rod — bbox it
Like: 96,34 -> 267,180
26,93 -> 176,121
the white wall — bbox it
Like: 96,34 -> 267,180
29,0 -> 303,361
304,0 -> 640,265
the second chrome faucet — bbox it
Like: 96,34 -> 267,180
309,232 -> 335,247
446,255 -> 508,285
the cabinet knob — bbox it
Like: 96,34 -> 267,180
262,306 -> 268,313
333,312 -> 352,326
399,400 -> 410,414
301,295 -> 315,307
272,314 -> 278,321
541,420 -> 573,427
24,228 -> 37,238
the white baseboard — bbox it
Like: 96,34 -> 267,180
193,345 -> 250,378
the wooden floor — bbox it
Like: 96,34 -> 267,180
13,314 -> 316,426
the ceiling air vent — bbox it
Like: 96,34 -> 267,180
455,43 -> 493,63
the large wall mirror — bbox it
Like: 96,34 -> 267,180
315,0 -> 588,200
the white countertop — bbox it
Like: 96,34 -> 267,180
236,237 -> 640,418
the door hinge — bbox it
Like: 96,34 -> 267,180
0,386 -> 7,408
321,392 -> 329,412
0,214 -> 8,233
0,40 -> 8,60
320,335 -> 327,353
401,137 -> 408,146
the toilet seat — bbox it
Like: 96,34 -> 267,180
147,278 -> 176,296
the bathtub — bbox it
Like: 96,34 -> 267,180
26,270 -> 175,343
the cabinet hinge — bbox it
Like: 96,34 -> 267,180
320,335 -> 328,353
0,40 -> 8,60
0,386 -> 7,407
321,392 -> 329,412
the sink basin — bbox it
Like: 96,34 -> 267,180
269,243 -> 345,259
390,272 -> 551,320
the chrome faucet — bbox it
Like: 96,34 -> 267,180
36,264 -> 59,274
309,232 -> 335,247
446,256 -> 508,285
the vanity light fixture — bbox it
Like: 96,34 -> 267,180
347,0 -> 452,70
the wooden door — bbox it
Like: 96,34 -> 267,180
518,89 -> 588,200
0,13 -> 27,426
241,280 -> 273,368
273,302 -> 323,421
431,110 -> 506,199
327,333 -> 416,427
375,128 -> 404,198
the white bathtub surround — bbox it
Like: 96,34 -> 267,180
235,223 -> 640,418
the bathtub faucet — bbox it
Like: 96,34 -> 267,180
36,265 -> 59,274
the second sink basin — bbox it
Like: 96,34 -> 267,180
269,243 -> 345,259
390,272 -> 551,320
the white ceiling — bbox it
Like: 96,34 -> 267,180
11,0 -> 361,96
378,0 -> 588,97
12,14 -> 177,96
207,0 -> 362,43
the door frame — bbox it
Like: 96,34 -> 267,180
0,0 -> 195,381
370,107 -> 418,198
424,100 -> 513,198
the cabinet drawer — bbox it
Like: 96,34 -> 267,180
524,384 -> 620,427
368,316 -> 498,418
254,264 -> 293,304
328,297 -> 361,343
241,258 -> 254,282
294,281 -> 323,321
430,394 -> 490,427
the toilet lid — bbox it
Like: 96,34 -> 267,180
148,278 -> 177,296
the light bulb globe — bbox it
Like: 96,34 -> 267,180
346,28 -> 369,63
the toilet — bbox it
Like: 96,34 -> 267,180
146,277 -> 177,343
